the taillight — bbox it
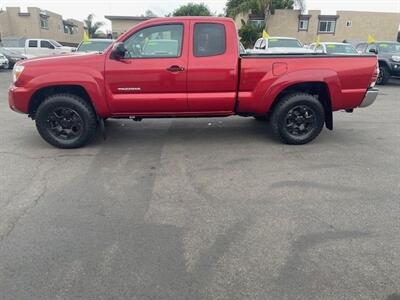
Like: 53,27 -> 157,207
370,62 -> 379,87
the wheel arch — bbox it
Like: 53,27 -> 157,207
28,85 -> 96,119
269,82 -> 333,130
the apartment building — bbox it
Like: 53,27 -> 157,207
0,7 -> 84,46
236,9 -> 400,44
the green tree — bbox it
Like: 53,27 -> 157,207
225,0 -> 246,17
272,0 -> 294,9
238,19 -> 264,48
144,10 -> 157,17
172,3 -> 212,16
84,14 -> 105,38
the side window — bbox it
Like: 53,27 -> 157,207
41,40 -> 55,49
123,24 -> 183,58
194,23 -> 226,57
28,40 -> 38,48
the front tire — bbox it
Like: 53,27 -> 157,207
271,93 -> 325,145
377,65 -> 390,85
35,94 -> 97,149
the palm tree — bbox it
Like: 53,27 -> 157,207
228,0 -> 273,21
84,14 -> 104,38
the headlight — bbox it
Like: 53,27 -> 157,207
12,65 -> 24,83
392,55 -> 400,62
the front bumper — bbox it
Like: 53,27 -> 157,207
9,84 -> 31,114
359,88 -> 379,108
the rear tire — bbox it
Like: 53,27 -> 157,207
377,65 -> 390,85
271,93 -> 325,145
35,94 -> 97,149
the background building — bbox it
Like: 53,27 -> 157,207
236,9 -> 400,44
0,7 -> 84,46
105,16 -> 155,38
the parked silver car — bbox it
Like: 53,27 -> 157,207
309,42 -> 358,55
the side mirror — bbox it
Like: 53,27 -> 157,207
369,48 -> 378,54
111,42 -> 127,59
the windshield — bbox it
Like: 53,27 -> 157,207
77,40 -> 113,52
325,44 -> 357,54
377,42 -> 400,53
50,40 -> 63,47
268,38 -> 302,48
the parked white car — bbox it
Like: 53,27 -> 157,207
309,42 -> 358,55
6,39 -> 75,58
0,54 -> 9,69
253,37 -> 314,54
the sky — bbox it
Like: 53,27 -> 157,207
1,0 -> 399,31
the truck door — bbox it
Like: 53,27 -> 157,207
105,22 -> 189,115
187,21 -> 239,113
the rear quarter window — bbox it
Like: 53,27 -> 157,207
194,23 -> 226,57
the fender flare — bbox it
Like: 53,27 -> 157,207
260,69 -> 342,112
26,72 -> 110,117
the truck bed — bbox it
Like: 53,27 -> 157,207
237,54 -> 377,114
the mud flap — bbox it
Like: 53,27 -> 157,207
98,118 -> 106,140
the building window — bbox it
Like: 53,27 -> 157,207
346,21 -> 352,27
40,16 -> 49,29
298,19 -> 309,31
319,20 -> 336,33
64,25 -> 74,34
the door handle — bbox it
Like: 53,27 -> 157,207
167,65 -> 185,73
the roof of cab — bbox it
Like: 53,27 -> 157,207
117,16 -> 236,41
138,16 -> 234,24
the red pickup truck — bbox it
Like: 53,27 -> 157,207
9,17 -> 379,149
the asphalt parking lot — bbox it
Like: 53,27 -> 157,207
0,69 -> 399,300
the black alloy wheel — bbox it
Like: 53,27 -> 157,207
45,107 -> 84,141
284,105 -> 317,137
271,93 -> 325,145
35,94 -> 97,148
